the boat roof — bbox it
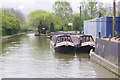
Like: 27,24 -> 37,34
80,35 -> 93,37
54,34 -> 70,37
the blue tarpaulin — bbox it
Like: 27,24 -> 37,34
84,17 -> 120,37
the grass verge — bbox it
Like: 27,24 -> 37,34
2,32 -> 26,40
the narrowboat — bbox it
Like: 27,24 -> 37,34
49,32 -> 59,40
50,35 -> 75,53
74,35 -> 95,53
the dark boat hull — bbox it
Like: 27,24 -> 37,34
76,45 -> 94,53
55,45 -> 75,54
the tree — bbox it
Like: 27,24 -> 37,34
27,10 -> 61,32
2,8 -> 27,32
73,14 -> 80,30
38,21 -> 42,34
0,8 -> 2,36
73,13 -> 84,31
105,5 -> 113,17
2,9 -> 20,35
6,8 -> 25,24
50,22 -> 54,32
53,1 -> 73,30
73,0 -> 108,31
80,0 -> 108,19
97,2 -> 106,17
87,0 -> 98,19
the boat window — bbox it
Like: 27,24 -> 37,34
61,37 -> 64,42
83,37 -> 86,42
58,36 -> 72,42
85,36 -> 93,42
80,36 -> 86,42
64,37 -> 67,41
79,36 -> 93,43
68,37 -> 71,42
86,37 -> 90,42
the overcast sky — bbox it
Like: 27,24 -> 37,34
1,0 -> 120,16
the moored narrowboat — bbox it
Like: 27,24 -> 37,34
73,35 -> 95,53
50,35 -> 75,53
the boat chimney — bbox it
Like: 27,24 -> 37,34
99,32 -> 101,38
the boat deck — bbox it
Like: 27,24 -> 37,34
102,37 -> 120,43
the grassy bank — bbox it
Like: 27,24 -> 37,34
40,34 -> 48,36
2,32 -> 26,40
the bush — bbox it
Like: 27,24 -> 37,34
2,9 -> 20,36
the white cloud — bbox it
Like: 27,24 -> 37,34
18,5 -> 24,10
0,3 -> 2,8
1,0 -> 120,16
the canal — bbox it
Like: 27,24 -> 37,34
0,33 -> 119,78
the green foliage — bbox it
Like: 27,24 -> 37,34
53,1 -> 73,30
0,8 -> 2,37
27,10 -> 62,33
50,22 -> 54,32
72,0 -> 110,31
2,8 -> 27,36
80,0 -> 108,19
53,1 -> 73,19
5,8 -> 25,24
87,0 -> 98,19
2,9 -> 20,35
73,14 -> 84,31
97,2 -> 106,18
73,14 -> 80,30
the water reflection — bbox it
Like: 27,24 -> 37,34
0,33 -> 118,78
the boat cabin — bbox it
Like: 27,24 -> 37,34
51,35 -> 73,44
79,35 -> 94,42
77,35 -> 94,47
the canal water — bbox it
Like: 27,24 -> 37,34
0,33 -> 118,78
